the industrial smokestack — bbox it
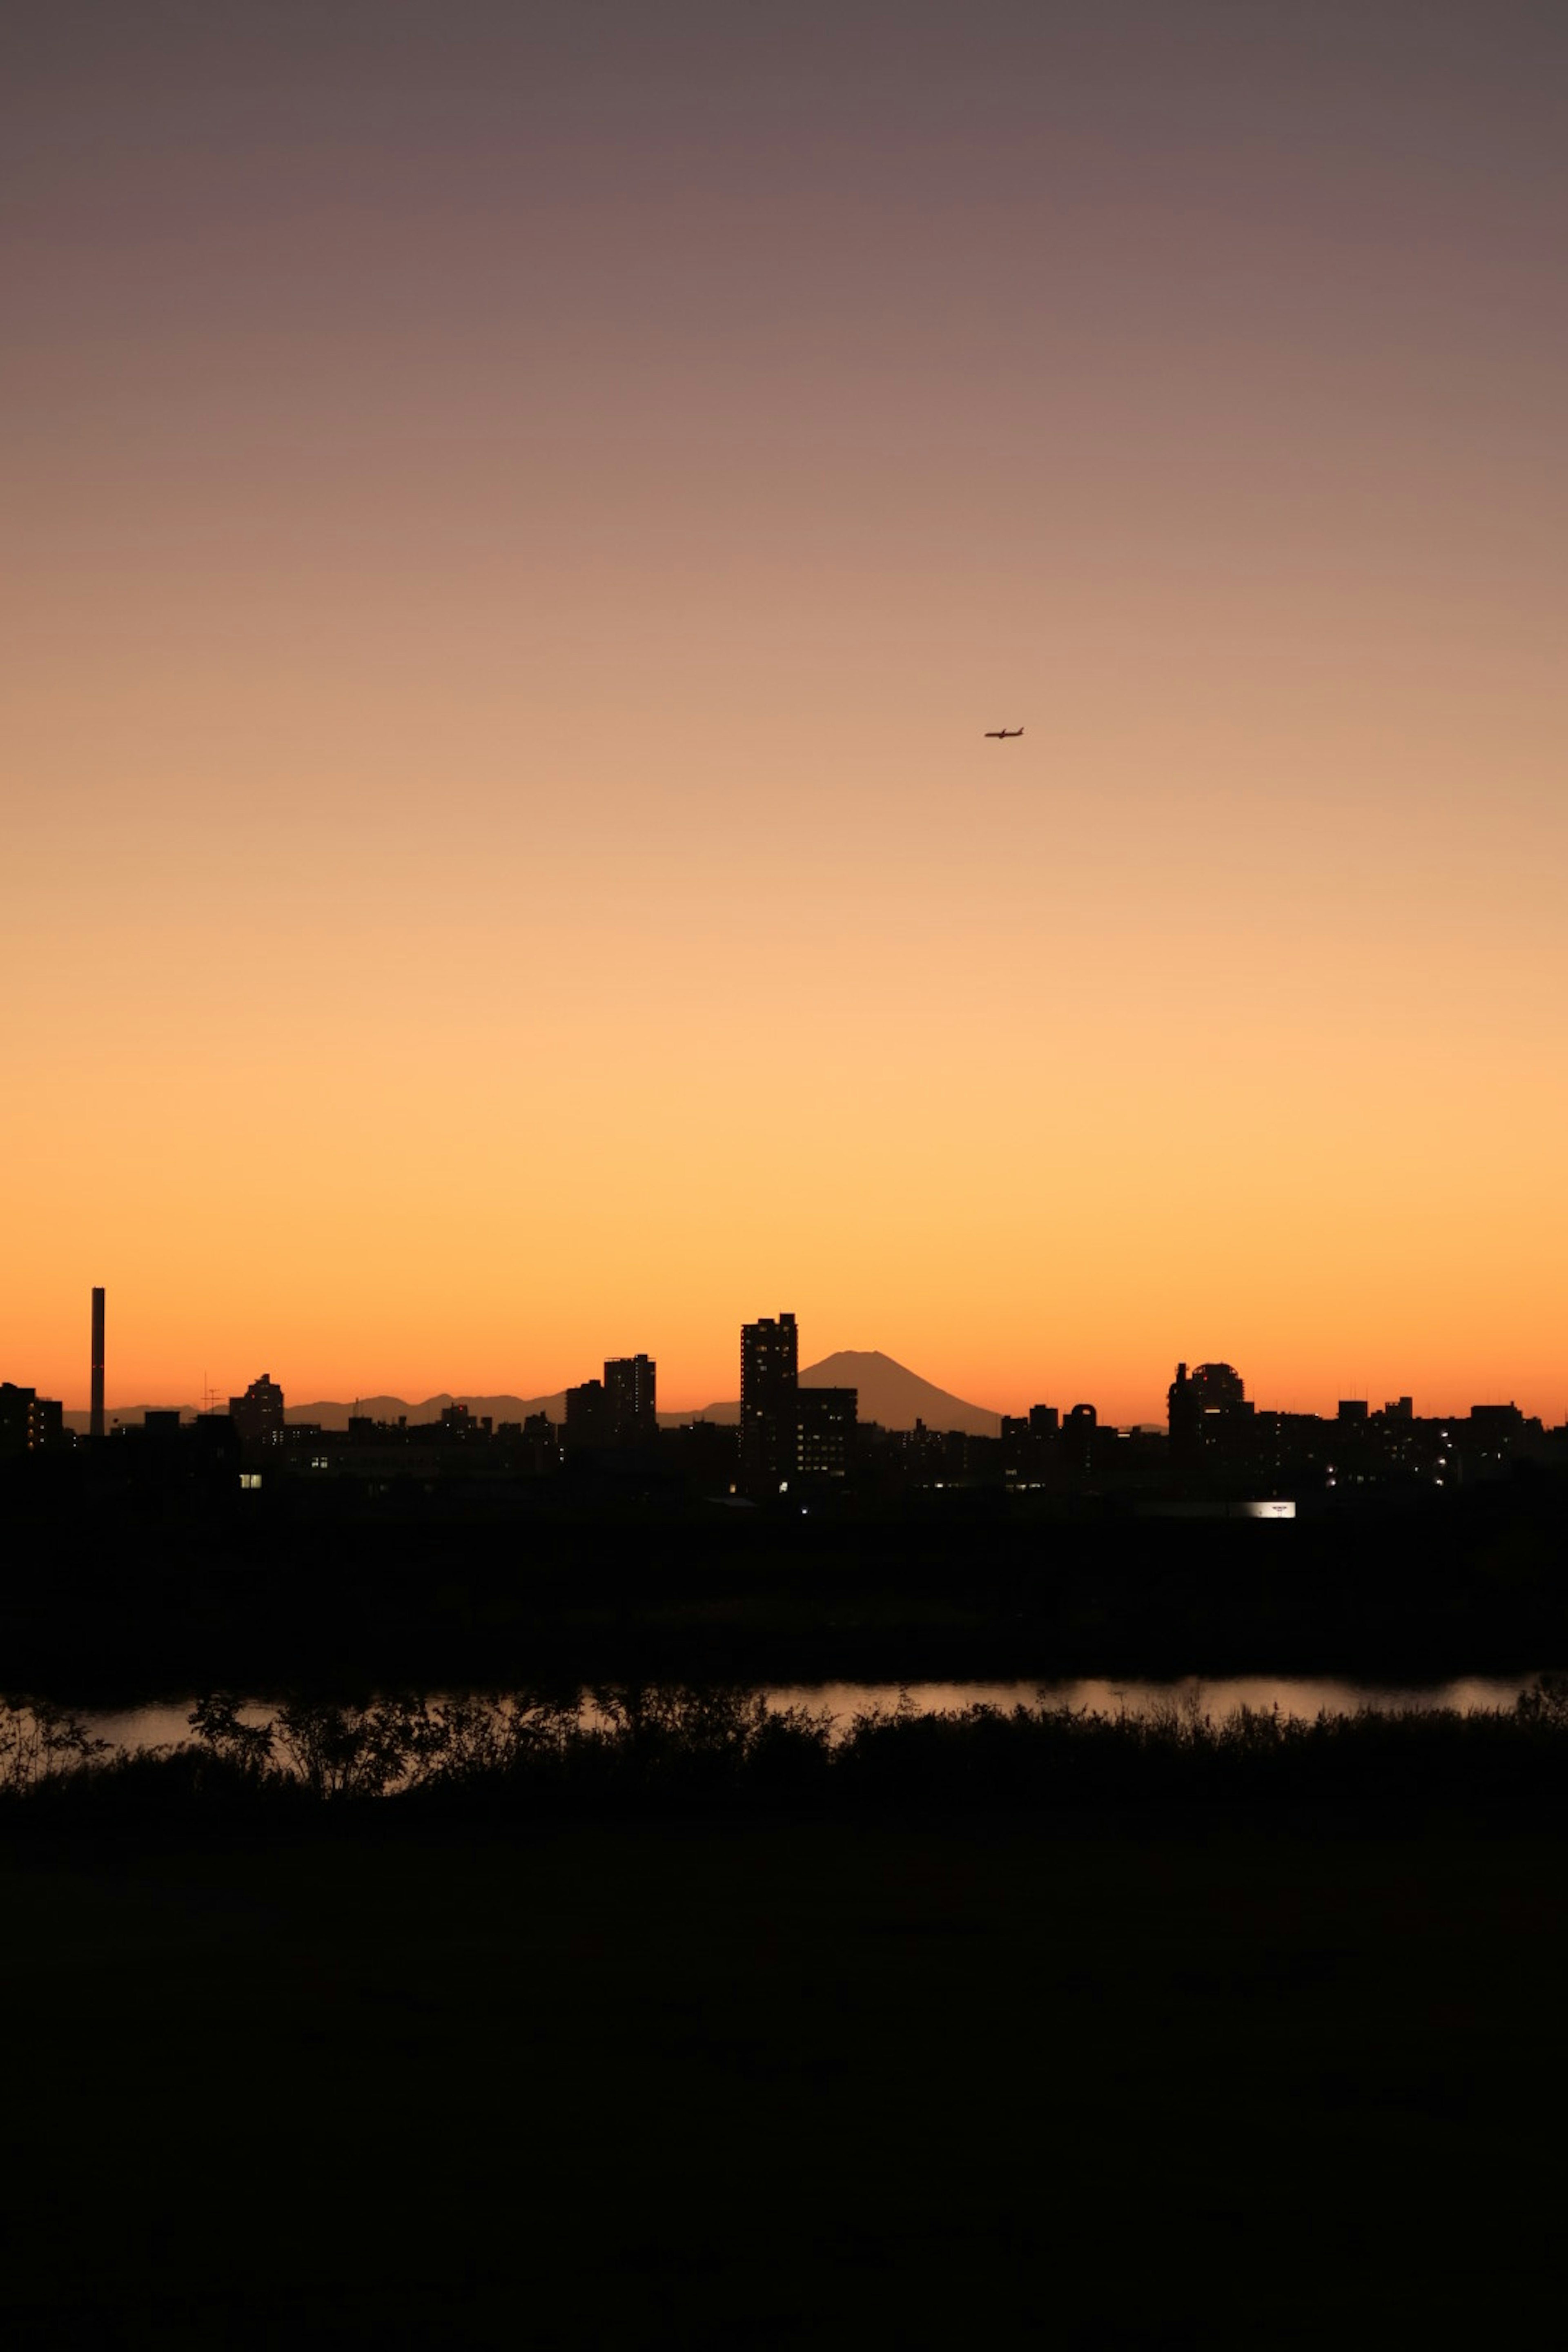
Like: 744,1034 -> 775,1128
91,1286 -> 105,1440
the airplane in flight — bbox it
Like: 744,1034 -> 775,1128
984,726 -> 1024,739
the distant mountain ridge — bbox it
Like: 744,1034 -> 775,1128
62,1396 -> 564,1435
62,1405 -> 200,1434
65,1354 -> 1002,1437
285,1393 -> 570,1432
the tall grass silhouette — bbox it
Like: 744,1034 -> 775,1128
6,1676 -> 1568,1836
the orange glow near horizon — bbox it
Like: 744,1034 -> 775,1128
4,7 -> 1566,1427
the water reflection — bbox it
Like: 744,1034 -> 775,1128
85,1675 -> 1534,1756
769,1676 -> 1532,1729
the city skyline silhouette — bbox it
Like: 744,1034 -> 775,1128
8,1286 -> 1562,1432
6,1286 -> 1559,1519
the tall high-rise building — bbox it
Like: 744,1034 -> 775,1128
1169,1360 -> 1254,1486
229,1372 -> 285,1453
90,1286 -> 105,1441
740,1311 -> 797,1489
1191,1363 -> 1247,1414
604,1355 -> 657,1445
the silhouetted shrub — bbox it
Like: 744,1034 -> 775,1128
1,1696 -> 108,1795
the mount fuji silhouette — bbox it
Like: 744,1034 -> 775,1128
685,1350 -> 1001,1436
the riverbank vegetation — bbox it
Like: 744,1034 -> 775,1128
8,1677 -> 1568,1837
8,1677 -> 1568,2341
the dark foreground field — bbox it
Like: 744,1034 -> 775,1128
5,1813 -> 1567,2348
7,1466 -> 1568,1693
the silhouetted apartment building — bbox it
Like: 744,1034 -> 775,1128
521,1411 -> 561,1474
564,1378 -> 615,1453
904,1419 -> 1002,1487
1002,1404 -> 1060,1488
1168,1361 -> 1254,1473
564,1358 -> 658,1457
0,1383 -> 65,1460
663,1417 -> 741,1491
604,1355 -> 657,1445
229,1373 -> 285,1454
1194,1364 -> 1247,1412
1167,1363 -> 1196,1458
795,1386 -> 856,1481
438,1402 -> 492,1444
1463,1403 -> 1535,1477
740,1312 -> 797,1489
111,1405 -> 241,1496
1060,1402 -> 1106,1480
1468,1403 -> 1526,1443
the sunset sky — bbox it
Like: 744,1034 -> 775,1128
5,1 -> 1566,1423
